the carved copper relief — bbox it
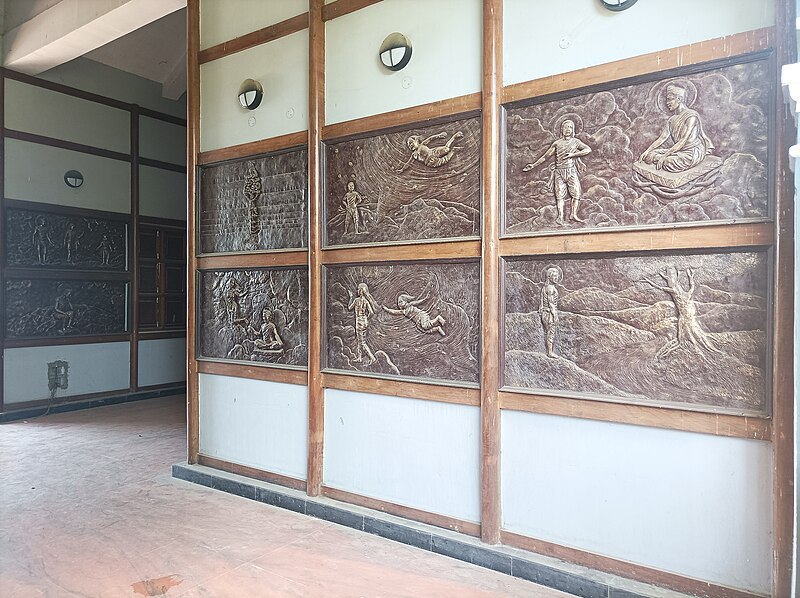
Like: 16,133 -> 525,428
198,268 -> 308,367
324,116 -> 481,246
6,206 -> 127,270
199,148 -> 308,254
324,261 -> 480,384
6,279 -> 128,339
503,251 -> 769,414
505,54 -> 772,235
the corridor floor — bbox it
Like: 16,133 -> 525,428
0,396 -> 568,597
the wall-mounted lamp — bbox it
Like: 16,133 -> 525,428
238,78 -> 264,110
379,33 -> 412,71
64,170 -> 84,188
598,0 -> 638,11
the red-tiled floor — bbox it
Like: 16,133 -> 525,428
0,396 -> 568,597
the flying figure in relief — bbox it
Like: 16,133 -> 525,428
397,131 -> 464,172
382,293 -> 447,336
523,119 -> 591,225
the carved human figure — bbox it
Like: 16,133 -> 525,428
383,293 -> 446,336
639,266 -> 722,359
398,131 -> 464,172
32,216 -> 53,264
639,84 -> 714,173
524,119 -> 591,225
347,282 -> 377,364
97,234 -> 113,266
243,162 -> 263,236
223,279 -> 247,327
63,223 -> 80,265
341,181 -> 372,235
54,288 -> 75,332
539,267 -> 560,358
251,308 -> 284,352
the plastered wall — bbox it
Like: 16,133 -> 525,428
200,30 -> 309,152
140,165 -> 187,221
325,0 -> 482,124
4,342 -> 130,404
140,116 -> 187,166
324,389 -> 481,523
199,374 -> 309,480
138,338 -> 186,388
200,0 -> 307,50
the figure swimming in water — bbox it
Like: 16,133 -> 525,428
383,293 -> 446,336
397,131 -> 464,172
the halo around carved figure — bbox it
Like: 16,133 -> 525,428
655,79 -> 699,112
553,114 -> 584,137
541,265 -> 563,284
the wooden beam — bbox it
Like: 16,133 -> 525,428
500,222 -> 774,257
499,391 -> 771,441
129,108 -> 140,392
322,0 -> 383,22
198,131 -> 308,165
772,0 -> 796,594
501,530 -> 762,598
198,13 -> 310,65
198,455 -> 307,492
197,250 -> 309,270
4,129 -> 131,162
322,93 -> 482,141
502,27 -> 774,104
322,371 -> 480,407
480,0 -> 502,546
186,0 -> 201,465
306,0 -> 325,498
198,360 -> 308,386
322,485 -> 481,537
321,239 -> 480,264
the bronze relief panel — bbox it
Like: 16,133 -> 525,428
324,261 -> 480,385
324,116 -> 481,246
503,251 -> 770,414
198,268 -> 308,367
505,54 -> 772,235
6,279 -> 128,339
7,206 -> 127,270
199,148 -> 308,254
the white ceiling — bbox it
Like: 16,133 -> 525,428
2,0 -> 187,100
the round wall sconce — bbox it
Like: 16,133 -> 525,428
64,170 -> 84,188
599,0 -> 638,11
379,33 -> 412,71
238,78 -> 264,110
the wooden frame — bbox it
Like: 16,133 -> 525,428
197,454 -> 308,491
186,3 -> 794,595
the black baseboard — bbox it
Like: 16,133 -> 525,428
0,385 -> 186,422
172,462 -> 684,598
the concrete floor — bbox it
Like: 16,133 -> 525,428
0,396 -> 568,597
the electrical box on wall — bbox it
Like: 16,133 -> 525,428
47,360 -> 69,392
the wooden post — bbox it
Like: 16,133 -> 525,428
307,0 -> 325,496
186,0 -> 201,463
480,0 -> 502,545
772,0 -> 796,594
129,107 -> 140,392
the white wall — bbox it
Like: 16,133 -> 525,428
325,0 -> 482,124
4,138 -> 131,212
4,78 -> 130,153
200,30 -> 309,152
139,165 -> 187,221
502,411 -> 773,595
4,342 -> 131,404
324,389 -> 481,522
140,116 -> 186,166
504,0 -> 774,86
199,0 -> 307,50
138,338 -> 186,388
199,373 -> 309,480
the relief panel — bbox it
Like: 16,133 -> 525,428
503,251 -> 770,414
199,148 -> 308,254
198,268 -> 309,367
324,261 -> 480,385
6,279 -> 128,339
324,116 -> 481,246
505,55 -> 772,235
6,206 -> 127,270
